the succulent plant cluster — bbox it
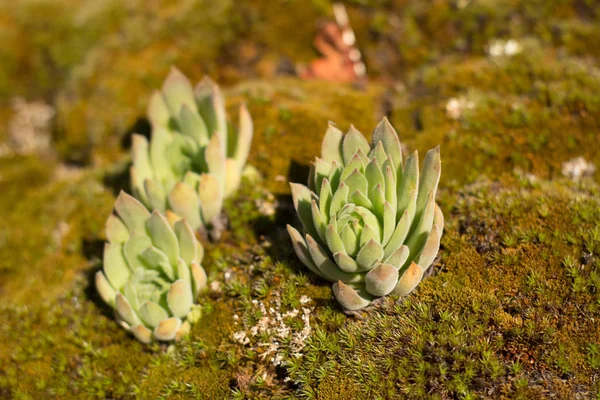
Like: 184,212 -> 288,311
130,68 -> 253,237
96,192 -> 207,343
287,118 -> 443,310
97,66 -> 444,343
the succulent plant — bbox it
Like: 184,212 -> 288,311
287,118 -> 443,310
96,192 -> 207,343
130,67 -> 253,238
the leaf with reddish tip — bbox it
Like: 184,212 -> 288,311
95,271 -> 116,306
332,281 -> 372,310
198,173 -> 224,224
168,182 -> 202,230
154,317 -> 182,341
115,293 -> 141,327
191,261 -> 207,297
365,263 -> 399,296
168,280 -> 193,318
393,262 -> 423,296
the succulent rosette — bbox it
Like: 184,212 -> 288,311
96,192 -> 207,343
130,67 -> 253,237
287,118 -> 443,310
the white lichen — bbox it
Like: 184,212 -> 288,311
562,157 -> 596,181
7,97 -> 55,155
445,96 -> 475,120
487,39 -> 522,58
232,293 -> 313,367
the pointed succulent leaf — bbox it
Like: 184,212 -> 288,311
123,281 -> 140,310
286,225 -> 326,279
383,209 -> 413,259
415,224 -> 441,270
306,234 -> 362,283
339,223 -> 359,257
131,325 -> 153,344
174,219 -> 198,264
131,134 -> 153,183
319,179 -> 333,223
143,179 -> 167,213
168,182 -> 202,230
382,202 -> 395,245
148,90 -> 171,127
404,190 -> 435,256
149,127 -> 174,182
372,184 -> 385,218
140,246 -> 175,280
344,169 -> 368,196
105,214 -> 129,244
434,203 -> 444,236
146,211 -> 180,266
312,158 -> 332,194
168,280 -> 193,318
124,231 -> 152,270
103,243 -> 131,290
198,173 -> 224,224
290,183 -> 319,238
138,301 -> 169,328
161,67 -> 196,117
351,190 -> 373,210
327,160 -> 342,191
332,281 -> 372,310
190,261 -> 207,297
325,223 -> 345,254
369,140 -> 388,168
195,77 -> 227,155
321,122 -> 344,164
397,151 -> 419,214
328,182 -> 349,217
372,118 -> 402,172
393,262 -> 423,296
340,153 -> 365,182
224,158 -> 243,198
154,317 -> 182,341
355,239 -> 384,271
365,158 -> 384,198
232,103 -> 253,169
115,293 -> 141,327
416,146 -> 441,222
384,165 -> 397,211
95,271 -> 117,305
204,133 -> 225,182
333,252 -> 360,273
178,104 -> 209,145
384,245 -> 410,268
115,192 -> 150,233
365,263 -> 399,296
176,258 -> 191,286
342,125 -> 370,164
310,200 -> 327,243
